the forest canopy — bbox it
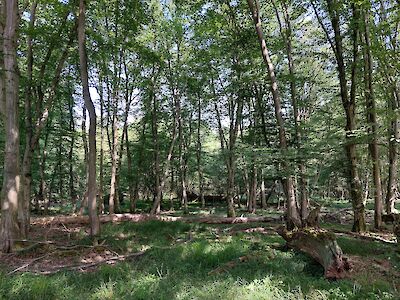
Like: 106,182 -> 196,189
0,0 -> 399,267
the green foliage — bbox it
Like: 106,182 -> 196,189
1,221 -> 398,299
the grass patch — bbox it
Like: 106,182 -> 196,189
0,220 -> 399,299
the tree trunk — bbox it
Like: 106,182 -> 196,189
178,98 -> 188,214
109,96 -> 119,214
277,227 -> 351,279
261,171 -> 267,209
78,0 -> 100,237
151,81 -> 161,214
362,7 -> 383,229
386,86 -> 399,214
247,0 -> 301,229
79,103 -> 88,216
273,0 -> 309,222
196,96 -> 205,209
39,127 -> 50,215
68,94 -> 76,212
324,0 -> 366,232
0,0 -> 21,253
18,2 -> 36,237
150,85 -> 180,215
98,76 -> 105,214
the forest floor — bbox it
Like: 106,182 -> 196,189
0,201 -> 399,299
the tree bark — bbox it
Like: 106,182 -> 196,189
151,76 -> 161,214
277,227 -> 351,279
0,0 -> 20,253
109,94 -> 119,214
78,0 -> 100,237
18,2 -> 36,237
98,75 -> 105,214
273,0 -> 309,222
386,86 -> 399,214
78,103 -> 88,215
321,0 -> 366,232
196,96 -> 205,208
247,0 -> 301,229
20,19 -> 76,228
362,7 -> 383,229
68,94 -> 76,212
150,82 -> 180,215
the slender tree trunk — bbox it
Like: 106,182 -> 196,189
261,170 -> 267,209
362,7 -> 383,229
57,120 -> 64,204
39,126 -> 50,215
68,95 -> 76,212
249,166 -> 257,213
109,96 -> 119,214
21,18 -> 76,226
178,102 -> 188,214
196,97 -> 205,208
273,0 -> 309,222
214,99 -> 241,218
79,103 -> 88,215
18,2 -> 37,237
150,88 -> 180,215
151,85 -> 161,214
0,0 -> 21,253
247,0 -> 301,229
169,168 -> 175,210
325,0 -> 366,232
78,0 -> 100,238
386,86 -> 399,213
98,76 -> 105,214
130,121 -> 146,213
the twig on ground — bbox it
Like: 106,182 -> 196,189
32,250 -> 147,275
7,253 -> 51,275
332,229 -> 397,244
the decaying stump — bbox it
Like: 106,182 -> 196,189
277,226 -> 351,279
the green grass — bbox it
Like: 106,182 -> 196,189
1,221 -> 399,300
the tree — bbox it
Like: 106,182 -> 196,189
247,0 -> 301,229
77,0 -> 100,237
362,5 -> 383,229
0,0 -> 20,253
312,0 -> 366,232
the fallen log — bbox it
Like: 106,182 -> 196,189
331,229 -> 397,244
277,226 -> 351,279
31,213 -> 280,226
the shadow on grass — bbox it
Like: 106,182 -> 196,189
0,220 -> 398,300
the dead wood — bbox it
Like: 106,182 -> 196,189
277,226 -> 351,279
7,253 -> 52,275
331,229 -> 397,244
31,250 -> 146,275
31,214 -> 280,226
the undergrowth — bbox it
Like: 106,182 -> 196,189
0,220 -> 399,300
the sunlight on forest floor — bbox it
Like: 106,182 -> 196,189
0,205 -> 399,300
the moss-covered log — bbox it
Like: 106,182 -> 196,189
277,226 -> 351,279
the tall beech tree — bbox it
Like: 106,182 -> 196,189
247,0 -> 301,229
312,0 -> 367,232
0,0 -> 20,253
77,0 -> 100,237
362,5 -> 383,229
